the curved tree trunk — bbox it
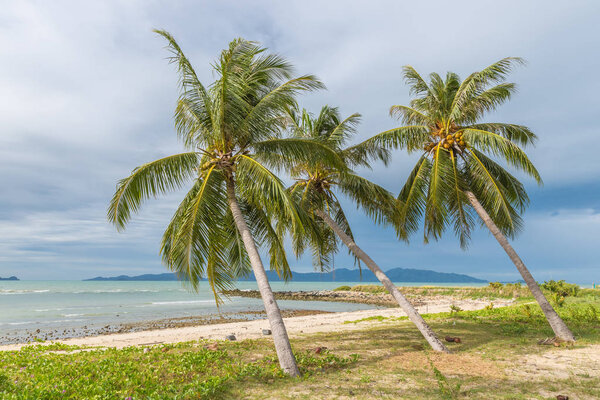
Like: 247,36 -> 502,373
465,191 -> 575,342
314,210 -> 450,353
226,178 -> 301,376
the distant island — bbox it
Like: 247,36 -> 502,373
84,267 -> 486,283
0,276 -> 19,281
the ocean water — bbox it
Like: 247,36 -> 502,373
0,280 -> 484,343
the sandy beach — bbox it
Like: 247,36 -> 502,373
0,297 -> 513,351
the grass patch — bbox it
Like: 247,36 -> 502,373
344,282 -> 600,303
344,315 -> 408,324
2,289 -> 599,399
0,341 -> 358,399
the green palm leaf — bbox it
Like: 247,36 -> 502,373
108,152 -> 200,230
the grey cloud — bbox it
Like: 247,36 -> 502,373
1,0 -> 599,281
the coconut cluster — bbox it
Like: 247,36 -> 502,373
423,131 -> 467,154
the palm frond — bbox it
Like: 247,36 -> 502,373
155,29 -> 215,149
423,146 -> 452,242
463,128 -> 542,183
108,152 -> 199,230
448,151 -> 474,248
465,150 -> 522,237
359,125 -> 429,152
389,105 -> 433,126
467,122 -> 537,146
450,57 -> 524,120
336,172 -> 397,225
403,65 -> 431,96
396,156 -> 431,239
253,137 -> 346,172
240,76 -> 325,144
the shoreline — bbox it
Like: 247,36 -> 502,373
0,297 -> 514,351
0,309 -> 331,346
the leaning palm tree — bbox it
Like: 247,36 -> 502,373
285,105 -> 449,352
108,31 -> 343,376
368,58 -> 574,341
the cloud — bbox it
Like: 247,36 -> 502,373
0,0 -> 599,281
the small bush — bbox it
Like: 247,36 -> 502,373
450,305 -> 463,314
489,282 -> 504,290
350,285 -> 388,294
333,285 -> 351,291
551,292 -> 566,307
568,304 -> 599,323
541,280 -> 580,297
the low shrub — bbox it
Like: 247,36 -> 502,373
541,280 -> 580,297
333,285 -> 351,291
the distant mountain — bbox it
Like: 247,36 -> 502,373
84,273 -> 180,281
0,276 -> 19,281
84,267 -> 486,283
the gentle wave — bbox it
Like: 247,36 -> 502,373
151,300 -> 214,305
0,289 -> 50,295
71,289 -> 160,294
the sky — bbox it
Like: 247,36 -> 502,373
1,0 -> 599,282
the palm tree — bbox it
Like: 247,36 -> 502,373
285,105 -> 449,352
108,31 -> 343,376
368,58 -> 574,341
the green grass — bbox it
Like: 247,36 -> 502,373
0,341 -> 358,399
2,289 -> 599,399
334,283 -> 535,299
336,282 -> 600,303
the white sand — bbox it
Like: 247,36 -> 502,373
0,298 -> 513,351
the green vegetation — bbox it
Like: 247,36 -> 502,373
107,31 -> 343,375
3,294 -> 599,399
0,341 -> 357,399
334,283 -> 533,299
428,355 -> 462,400
369,58 -> 574,340
347,284 -> 389,294
333,285 -> 352,291
541,280 -> 581,297
283,104 -> 448,351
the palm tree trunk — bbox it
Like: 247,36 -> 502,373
465,191 -> 575,341
226,178 -> 301,376
314,209 -> 450,353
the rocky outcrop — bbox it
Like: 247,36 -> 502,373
223,289 -> 418,308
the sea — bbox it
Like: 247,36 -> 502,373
0,280 -> 485,345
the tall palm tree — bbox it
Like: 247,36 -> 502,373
108,31 -> 343,376
285,105 -> 449,352
368,58 -> 574,341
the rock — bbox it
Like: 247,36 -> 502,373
262,329 -> 272,335
313,346 -> 327,354
204,343 -> 219,351
225,334 -> 236,341
556,395 -> 569,400
445,336 -> 461,343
